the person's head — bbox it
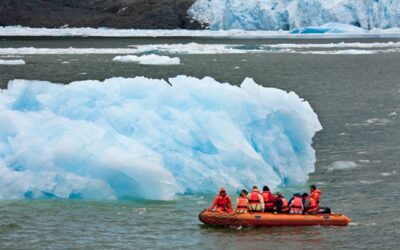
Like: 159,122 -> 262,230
275,192 -> 283,198
252,186 -> 258,190
263,186 -> 270,191
219,187 -> 226,196
242,189 -> 248,195
240,190 -> 247,197
310,185 -> 316,191
294,193 -> 302,197
302,192 -> 309,198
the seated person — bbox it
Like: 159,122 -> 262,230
235,190 -> 249,214
247,186 -> 264,212
209,187 -> 233,212
275,192 -> 289,213
289,193 -> 304,214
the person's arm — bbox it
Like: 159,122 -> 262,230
288,197 -> 293,207
276,199 -> 282,212
259,194 -> 264,209
227,197 -> 233,212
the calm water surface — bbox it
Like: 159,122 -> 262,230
0,37 -> 399,249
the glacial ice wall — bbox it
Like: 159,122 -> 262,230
188,0 -> 400,30
0,76 -> 322,200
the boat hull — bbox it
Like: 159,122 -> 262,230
199,210 -> 351,227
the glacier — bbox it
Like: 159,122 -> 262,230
188,0 -> 400,31
0,76 -> 322,200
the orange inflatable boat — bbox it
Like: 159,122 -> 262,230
199,210 -> 351,227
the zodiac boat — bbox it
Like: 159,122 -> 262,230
199,210 -> 352,227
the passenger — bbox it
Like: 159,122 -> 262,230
310,185 -> 322,205
235,190 -> 249,214
261,185 -> 276,212
209,187 -> 233,213
289,193 -> 304,214
275,192 -> 289,213
247,186 -> 264,212
302,193 -> 318,214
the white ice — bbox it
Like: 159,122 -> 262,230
189,0 -> 400,31
1,42 -> 400,56
1,26 -> 400,38
0,76 -> 322,200
112,54 -> 180,65
0,59 -> 25,65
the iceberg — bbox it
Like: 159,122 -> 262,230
0,76 -> 322,200
188,0 -> 400,31
112,54 -> 180,65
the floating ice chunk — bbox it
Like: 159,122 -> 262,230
327,161 -> 358,172
0,59 -> 25,65
290,23 -> 365,34
112,54 -> 180,65
300,49 -> 377,55
0,76 -> 322,200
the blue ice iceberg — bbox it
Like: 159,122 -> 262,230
0,76 -> 322,200
188,0 -> 400,31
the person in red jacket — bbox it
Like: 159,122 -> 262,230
235,190 -> 249,214
261,185 -> 276,212
310,185 -> 322,205
289,193 -> 304,214
247,186 -> 264,212
302,193 -> 318,214
209,187 -> 233,212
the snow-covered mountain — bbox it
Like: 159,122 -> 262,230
188,0 -> 400,30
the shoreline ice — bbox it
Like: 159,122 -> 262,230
1,26 -> 400,38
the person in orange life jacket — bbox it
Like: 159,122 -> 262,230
235,190 -> 249,214
247,186 -> 264,212
275,192 -> 289,213
289,193 -> 304,214
302,193 -> 318,214
209,187 -> 233,213
310,185 -> 321,205
261,185 -> 276,212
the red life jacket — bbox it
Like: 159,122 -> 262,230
311,189 -> 321,203
262,191 -> 275,209
216,195 -> 229,208
237,197 -> 248,209
249,191 -> 261,204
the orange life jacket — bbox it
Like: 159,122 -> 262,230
249,191 -> 261,204
311,189 -> 321,203
262,191 -> 275,209
236,197 -> 248,209
305,196 -> 318,213
279,197 -> 289,212
290,196 -> 303,209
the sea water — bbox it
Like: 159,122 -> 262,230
0,36 -> 399,249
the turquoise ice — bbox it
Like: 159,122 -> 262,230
0,76 -> 322,200
189,0 -> 400,31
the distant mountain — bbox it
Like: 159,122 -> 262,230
0,0 -> 202,29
